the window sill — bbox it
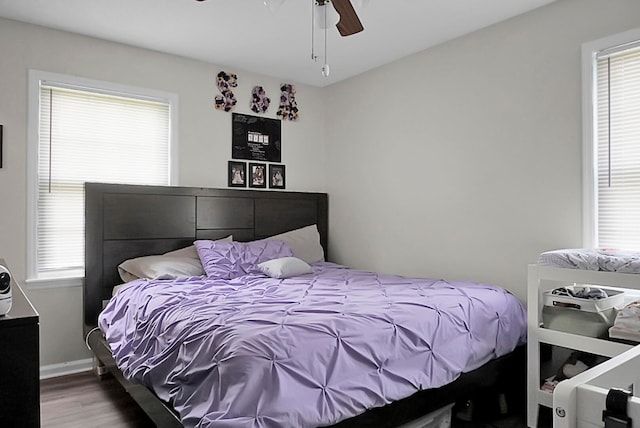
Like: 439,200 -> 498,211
24,275 -> 83,290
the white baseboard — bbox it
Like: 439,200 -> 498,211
40,358 -> 93,380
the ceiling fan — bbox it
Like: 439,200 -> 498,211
318,0 -> 364,37
194,0 -> 364,37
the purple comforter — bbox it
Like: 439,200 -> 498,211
99,262 -> 527,428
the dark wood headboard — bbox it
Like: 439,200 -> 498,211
84,182 -> 328,335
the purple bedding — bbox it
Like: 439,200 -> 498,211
99,262 -> 527,428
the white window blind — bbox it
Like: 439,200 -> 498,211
36,83 -> 171,274
595,45 -> 640,250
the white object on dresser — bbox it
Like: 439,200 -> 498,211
526,264 -> 640,428
0,264 -> 11,316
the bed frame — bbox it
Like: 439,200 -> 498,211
84,182 -> 525,427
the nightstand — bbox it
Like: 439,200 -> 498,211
0,259 -> 40,427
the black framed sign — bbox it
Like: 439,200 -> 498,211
0,125 -> 3,168
232,113 -> 281,162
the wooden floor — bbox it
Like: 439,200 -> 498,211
41,371 -> 529,428
40,371 -> 154,428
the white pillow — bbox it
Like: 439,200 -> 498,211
257,257 -> 313,279
264,225 -> 324,264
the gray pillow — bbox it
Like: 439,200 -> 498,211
263,225 -> 324,264
118,256 -> 204,282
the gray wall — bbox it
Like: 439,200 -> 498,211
325,0 -> 640,303
0,18 -> 326,368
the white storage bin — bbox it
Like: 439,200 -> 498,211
397,403 -> 453,428
542,286 -> 625,338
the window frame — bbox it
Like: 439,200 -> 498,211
582,27 -> 640,249
26,70 -> 179,287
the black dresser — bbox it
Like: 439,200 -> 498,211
0,260 -> 40,427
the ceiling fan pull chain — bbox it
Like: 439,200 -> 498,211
311,0 -> 316,61
322,4 -> 330,77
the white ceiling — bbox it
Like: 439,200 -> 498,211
0,0 -> 556,87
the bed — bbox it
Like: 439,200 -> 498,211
84,182 -> 528,428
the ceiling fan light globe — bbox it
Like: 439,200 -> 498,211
314,3 -> 339,29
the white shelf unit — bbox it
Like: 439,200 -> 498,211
526,264 -> 640,428
553,344 -> 640,428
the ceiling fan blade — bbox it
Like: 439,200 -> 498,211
331,0 -> 363,36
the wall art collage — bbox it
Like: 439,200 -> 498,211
216,69 -> 291,190
214,70 -> 299,121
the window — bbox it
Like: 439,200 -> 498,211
583,29 -> 640,250
27,70 -> 178,285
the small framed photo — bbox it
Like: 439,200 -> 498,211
228,161 -> 246,187
249,162 -> 267,188
269,164 -> 286,189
